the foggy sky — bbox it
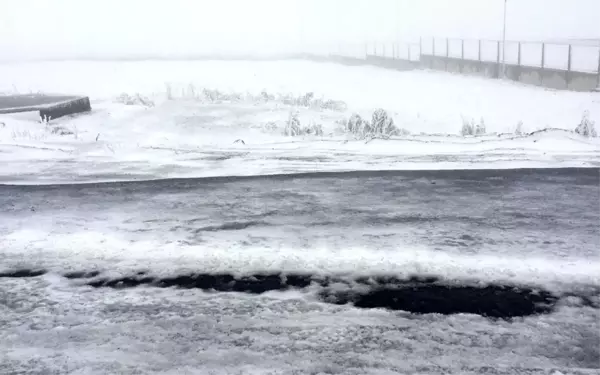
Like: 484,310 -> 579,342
0,0 -> 598,61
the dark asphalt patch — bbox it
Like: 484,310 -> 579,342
319,284 -> 557,318
63,270 -> 101,279
0,269 -> 578,319
0,269 -> 46,278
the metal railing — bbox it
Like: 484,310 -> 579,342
358,38 -> 600,75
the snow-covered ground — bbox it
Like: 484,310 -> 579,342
0,60 -> 599,184
1,60 -> 599,374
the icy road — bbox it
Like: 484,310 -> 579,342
1,168 -> 599,374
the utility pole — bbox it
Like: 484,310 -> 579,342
501,0 -> 508,78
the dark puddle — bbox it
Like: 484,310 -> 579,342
2,269 -> 596,319
320,284 -> 555,318
0,269 -> 46,278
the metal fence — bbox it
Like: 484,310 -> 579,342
358,38 -> 600,75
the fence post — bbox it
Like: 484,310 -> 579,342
392,42 -> 396,60
541,43 -> 545,68
445,38 -> 449,71
408,44 -> 411,61
516,42 -> 522,81
566,44 -> 572,88
478,39 -> 482,62
460,39 -> 465,73
431,38 -> 436,69
541,43 -> 545,86
496,41 -> 501,78
597,47 -> 600,89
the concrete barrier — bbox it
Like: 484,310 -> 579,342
0,94 -> 91,120
39,97 -> 91,120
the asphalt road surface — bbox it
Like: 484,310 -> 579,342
1,168 -> 599,374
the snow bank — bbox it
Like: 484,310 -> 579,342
1,227 -> 598,295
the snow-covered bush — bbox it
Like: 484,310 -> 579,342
276,92 -> 347,112
116,93 -> 155,107
159,85 -> 347,111
461,116 -> 486,136
318,99 -> 347,112
165,83 -> 173,100
202,88 -> 228,102
515,121 -> 523,136
283,111 -> 323,137
475,117 -> 486,135
460,117 -> 473,136
371,109 -> 399,136
345,113 -> 367,134
343,109 -> 405,140
306,122 -> 324,136
575,111 -> 597,138
50,126 -> 74,136
284,111 -> 301,136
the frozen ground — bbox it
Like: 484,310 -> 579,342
0,60 -> 599,184
1,169 -> 599,374
1,61 -> 599,374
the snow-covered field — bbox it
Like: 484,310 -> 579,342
0,60 -> 599,184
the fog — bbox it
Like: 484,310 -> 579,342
0,0 -> 598,61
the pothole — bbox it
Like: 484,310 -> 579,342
1,268 -> 594,319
